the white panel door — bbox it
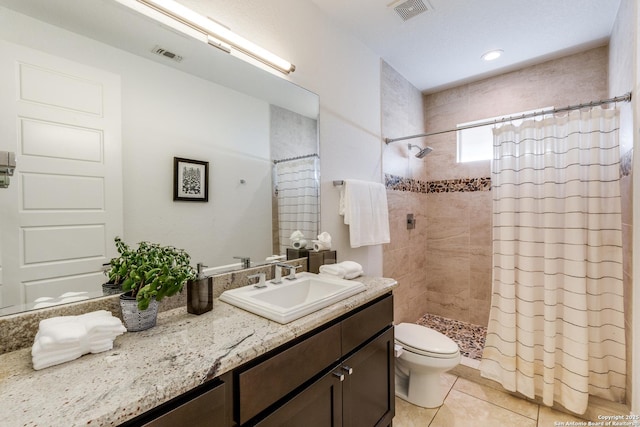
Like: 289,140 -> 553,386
0,40 -> 123,309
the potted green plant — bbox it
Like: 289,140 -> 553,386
115,238 -> 196,331
102,237 -> 132,295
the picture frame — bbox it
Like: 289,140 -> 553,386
173,157 -> 209,202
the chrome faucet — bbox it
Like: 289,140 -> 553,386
233,256 -> 251,269
248,273 -> 266,288
271,263 -> 284,284
284,264 -> 302,280
271,262 -> 295,284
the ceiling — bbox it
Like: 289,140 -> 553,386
310,0 -> 621,93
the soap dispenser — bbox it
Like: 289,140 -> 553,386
187,263 -> 213,315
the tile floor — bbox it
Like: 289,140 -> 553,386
394,373 -> 596,427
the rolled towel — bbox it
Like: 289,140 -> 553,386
312,240 -> 331,252
319,261 -> 363,279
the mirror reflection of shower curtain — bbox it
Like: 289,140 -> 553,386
480,107 -> 626,415
274,156 -> 319,255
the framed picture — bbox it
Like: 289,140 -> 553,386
173,157 -> 209,202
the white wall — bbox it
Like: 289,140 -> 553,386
0,8 -> 274,267
609,0 -> 639,413
182,0 -> 386,275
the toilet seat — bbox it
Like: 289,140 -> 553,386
395,323 -> 460,359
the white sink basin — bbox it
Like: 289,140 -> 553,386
219,272 -> 366,324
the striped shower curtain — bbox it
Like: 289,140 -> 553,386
480,107 -> 626,414
274,156 -> 319,255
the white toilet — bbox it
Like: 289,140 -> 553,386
394,322 -> 461,408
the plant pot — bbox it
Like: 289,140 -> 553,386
119,291 -> 159,332
102,281 -> 122,296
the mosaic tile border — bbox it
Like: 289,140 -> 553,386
385,173 -> 492,194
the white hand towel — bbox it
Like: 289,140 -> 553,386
340,180 -> 390,248
32,350 -> 85,370
319,261 -> 363,279
38,321 -> 86,346
319,264 -> 346,278
31,310 -> 126,370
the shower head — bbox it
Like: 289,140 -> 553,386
408,143 -> 433,159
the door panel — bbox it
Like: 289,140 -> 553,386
0,40 -> 122,308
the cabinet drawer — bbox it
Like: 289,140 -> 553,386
136,381 -> 226,427
341,294 -> 393,356
238,323 -> 341,424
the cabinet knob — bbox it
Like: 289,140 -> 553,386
341,365 -> 353,375
332,372 -> 345,382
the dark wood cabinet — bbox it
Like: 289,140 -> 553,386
342,328 -> 394,427
254,367 -> 344,427
121,293 -> 394,427
241,294 -> 394,427
237,323 -> 342,424
120,379 -> 228,427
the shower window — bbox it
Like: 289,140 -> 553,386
456,106 -> 552,163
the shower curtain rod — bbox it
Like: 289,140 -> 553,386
273,153 -> 318,164
384,92 -> 632,144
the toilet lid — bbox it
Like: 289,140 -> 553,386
395,323 -> 459,356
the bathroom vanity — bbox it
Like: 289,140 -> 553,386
0,276 -> 396,426
124,293 -> 394,426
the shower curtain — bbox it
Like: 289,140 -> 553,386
480,107 -> 626,414
274,156 -> 319,255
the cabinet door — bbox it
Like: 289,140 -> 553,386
254,368 -> 343,427
342,327 -> 394,427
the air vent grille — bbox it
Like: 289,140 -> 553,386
393,0 -> 428,22
151,46 -> 183,63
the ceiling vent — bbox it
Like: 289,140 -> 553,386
391,0 -> 430,22
151,46 -> 183,63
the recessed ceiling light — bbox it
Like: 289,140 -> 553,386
481,49 -> 503,61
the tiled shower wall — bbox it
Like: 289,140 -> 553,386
382,46 -> 611,327
381,60 -> 428,324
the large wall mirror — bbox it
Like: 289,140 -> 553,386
0,0 -> 320,315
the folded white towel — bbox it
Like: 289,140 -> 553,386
319,261 -> 363,279
340,180 -> 390,248
32,310 -> 126,370
39,321 -> 86,346
32,350 -> 85,370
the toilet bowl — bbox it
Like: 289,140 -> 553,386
394,322 -> 461,408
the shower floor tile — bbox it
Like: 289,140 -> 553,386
416,313 -> 487,360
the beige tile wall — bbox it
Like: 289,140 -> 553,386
382,46 -> 611,327
381,60 -> 430,324
421,46 -> 609,326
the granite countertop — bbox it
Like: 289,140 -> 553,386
0,276 -> 397,427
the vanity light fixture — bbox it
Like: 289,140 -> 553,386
481,49 -> 503,61
133,0 -> 296,74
